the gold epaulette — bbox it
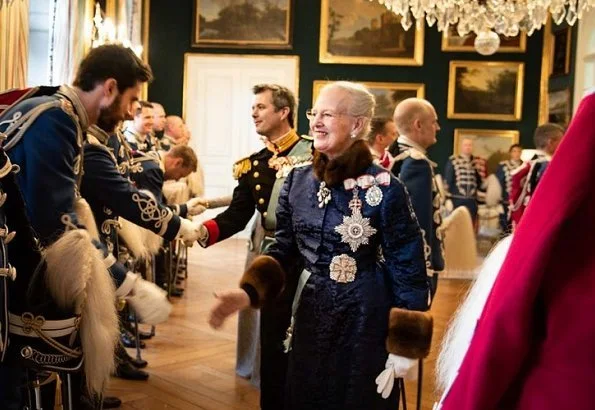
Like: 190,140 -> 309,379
233,156 -> 251,180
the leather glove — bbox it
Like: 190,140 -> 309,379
375,354 -> 418,399
186,197 -> 207,216
177,218 -> 200,246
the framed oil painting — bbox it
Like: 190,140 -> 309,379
551,27 -> 571,76
448,61 -> 524,121
441,27 -> 527,53
548,88 -> 571,126
319,0 -> 424,66
193,0 -> 293,49
454,129 -> 520,174
312,81 -> 425,118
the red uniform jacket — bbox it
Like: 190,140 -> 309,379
439,91 -> 595,410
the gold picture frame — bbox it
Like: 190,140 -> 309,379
551,26 -> 572,76
192,0 -> 294,49
441,27 -> 527,53
312,81 -> 425,118
319,0 -> 424,66
448,60 -> 524,121
453,129 -> 520,174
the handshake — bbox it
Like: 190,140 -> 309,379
177,217 -> 208,246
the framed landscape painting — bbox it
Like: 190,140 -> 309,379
312,81 -> 425,118
441,27 -> 527,53
448,61 -> 524,121
548,88 -> 571,126
319,0 -> 424,66
454,129 -> 520,174
193,0 -> 293,49
551,26 -> 572,76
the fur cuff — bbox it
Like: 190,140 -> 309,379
386,308 -> 433,359
239,255 -> 285,308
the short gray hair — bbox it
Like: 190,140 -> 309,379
320,81 -> 375,139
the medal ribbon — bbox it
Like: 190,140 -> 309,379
343,172 -> 390,190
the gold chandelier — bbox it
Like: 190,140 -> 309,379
92,2 -> 143,57
374,0 -> 595,36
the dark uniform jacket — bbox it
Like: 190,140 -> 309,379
129,151 -> 189,218
124,127 -> 152,153
83,125 -> 182,256
390,139 -> 444,275
444,154 -> 484,220
202,130 -> 312,245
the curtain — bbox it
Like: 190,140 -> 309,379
0,0 -> 29,91
48,0 -> 93,85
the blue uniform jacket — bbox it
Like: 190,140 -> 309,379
391,142 -> 444,274
82,126 -> 181,256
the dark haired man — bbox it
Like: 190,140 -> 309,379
494,144 -> 523,233
509,123 -> 564,228
124,100 -> 154,152
197,83 -> 312,410
0,44 -> 201,409
367,117 -> 397,168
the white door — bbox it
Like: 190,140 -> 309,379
183,54 -> 300,238
574,10 -> 595,108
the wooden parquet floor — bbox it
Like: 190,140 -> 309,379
106,239 -> 470,410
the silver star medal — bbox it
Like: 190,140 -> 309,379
317,181 -> 331,208
334,188 -> 377,252
365,183 -> 383,207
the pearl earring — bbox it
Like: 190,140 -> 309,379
350,132 -> 357,139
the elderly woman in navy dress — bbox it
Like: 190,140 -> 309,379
209,81 -> 432,410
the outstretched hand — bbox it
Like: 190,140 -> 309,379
208,289 -> 251,329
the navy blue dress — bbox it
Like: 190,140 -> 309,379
267,163 -> 429,410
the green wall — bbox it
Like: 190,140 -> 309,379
148,0 -> 562,170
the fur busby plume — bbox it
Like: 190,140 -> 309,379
440,206 -> 479,279
485,174 -> 503,207
386,308 -> 433,359
74,197 -> 100,241
44,229 -> 118,394
436,235 -> 512,393
162,180 -> 190,204
143,229 -> 163,256
118,217 -> 151,261
127,279 -> 172,325
240,255 -> 285,308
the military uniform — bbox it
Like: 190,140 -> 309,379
0,85 -> 132,408
390,136 -> 444,297
509,151 -> 550,228
495,159 -> 523,232
444,154 -> 485,221
200,129 -> 312,410
124,127 -> 153,152
83,125 -> 183,255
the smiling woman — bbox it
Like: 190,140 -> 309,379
209,81 -> 433,409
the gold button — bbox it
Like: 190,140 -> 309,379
253,172 -> 260,178
255,184 -> 261,191
258,198 -> 265,205
263,212 -> 268,217
253,160 -> 259,166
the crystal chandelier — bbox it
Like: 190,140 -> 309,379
92,2 -> 143,57
374,0 -> 595,37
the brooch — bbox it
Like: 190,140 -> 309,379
317,181 -> 331,208
334,187 -> 377,252
329,254 -> 357,283
343,172 -> 390,207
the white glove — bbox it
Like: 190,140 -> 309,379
375,354 -> 418,399
177,218 -> 200,246
196,223 -> 209,247
185,197 -> 207,216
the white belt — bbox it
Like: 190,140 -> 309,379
8,312 -> 79,338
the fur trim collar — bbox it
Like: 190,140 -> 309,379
313,140 -> 373,187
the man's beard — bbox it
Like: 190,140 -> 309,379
96,95 -> 123,133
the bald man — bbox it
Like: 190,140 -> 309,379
388,98 -> 443,297
162,115 -> 186,151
